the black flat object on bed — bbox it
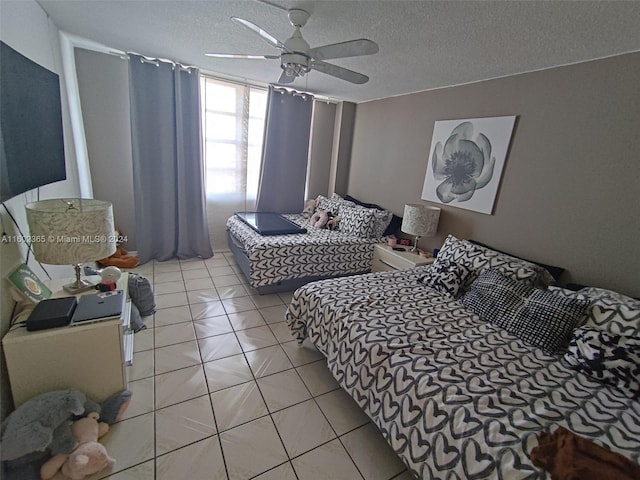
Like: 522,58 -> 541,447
235,212 -> 307,235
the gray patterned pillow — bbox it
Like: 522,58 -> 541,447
340,206 -> 377,238
462,269 -> 589,354
437,235 -> 554,289
565,326 -> 640,397
549,286 -> 640,337
316,195 -> 341,216
419,259 -> 471,298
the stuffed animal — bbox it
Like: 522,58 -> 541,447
97,228 -> 139,269
1,389 -> 131,480
309,210 -> 330,228
40,412 -> 114,480
302,198 -> 318,218
0,389 -> 86,463
327,215 -> 342,231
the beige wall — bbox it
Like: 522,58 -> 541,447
74,48 -> 137,249
349,52 -> 640,298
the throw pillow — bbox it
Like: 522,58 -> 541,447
419,259 -> 471,298
565,326 -> 640,397
462,269 -> 589,354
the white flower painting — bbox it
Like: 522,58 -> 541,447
421,116 -> 516,215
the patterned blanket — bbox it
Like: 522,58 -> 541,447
226,214 -> 379,289
285,267 -> 640,479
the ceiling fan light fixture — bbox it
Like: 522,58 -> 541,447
281,53 -> 310,78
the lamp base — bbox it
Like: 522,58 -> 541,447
410,235 -> 420,252
63,264 -> 96,293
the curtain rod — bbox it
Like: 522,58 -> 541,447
127,52 -> 196,72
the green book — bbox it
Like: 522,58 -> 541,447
7,263 -> 52,303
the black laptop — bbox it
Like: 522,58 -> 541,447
235,212 -> 307,235
70,290 -> 124,325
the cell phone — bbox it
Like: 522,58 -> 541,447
392,247 -> 406,251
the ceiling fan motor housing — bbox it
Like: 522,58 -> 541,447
281,53 -> 310,77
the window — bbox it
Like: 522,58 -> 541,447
200,76 -> 267,250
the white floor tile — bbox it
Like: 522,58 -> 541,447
155,364 -> 208,409
203,354 -> 254,392
235,325 -> 278,352
281,339 -> 324,367
227,310 -> 267,330
155,395 -> 217,455
190,300 -> 226,320
210,381 -> 269,431
198,332 -> 243,363
272,399 -> 336,457
341,423 -> 406,480
154,322 -> 196,348
296,360 -> 340,396
256,369 -> 311,412
182,268 -> 210,280
316,389 -> 371,436
222,296 -> 257,314
120,377 -> 154,421
220,416 -> 288,480
155,292 -> 189,309
187,289 -> 220,304
154,305 -> 192,326
154,340 -> 201,374
245,345 -> 294,378
103,460 -> 154,480
156,436 -> 227,480
185,277 -> 215,291
258,304 -> 289,324
252,462 -> 297,480
153,281 -> 186,295
100,413 -> 155,475
154,271 -> 184,284
292,438 -> 364,480
267,321 -> 297,344
193,315 -> 233,339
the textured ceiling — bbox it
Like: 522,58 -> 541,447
36,0 -> 640,103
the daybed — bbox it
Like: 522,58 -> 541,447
226,194 -> 399,294
285,235 -> 640,479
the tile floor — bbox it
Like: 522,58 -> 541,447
80,252 -> 415,480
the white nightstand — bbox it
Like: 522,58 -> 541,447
371,244 -> 435,272
2,274 -> 133,407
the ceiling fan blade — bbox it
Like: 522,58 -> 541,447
311,60 -> 369,84
231,17 -> 290,52
205,53 -> 280,60
308,39 -> 378,61
277,71 -> 295,84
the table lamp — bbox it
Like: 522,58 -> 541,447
401,204 -> 441,252
26,198 -> 117,293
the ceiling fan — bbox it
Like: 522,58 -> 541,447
205,9 -> 378,85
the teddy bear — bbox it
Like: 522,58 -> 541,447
40,412 -> 115,480
309,209 -> 330,228
327,215 -> 342,231
302,198 -> 318,218
97,228 -> 139,269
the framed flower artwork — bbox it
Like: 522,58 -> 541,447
421,115 -> 516,214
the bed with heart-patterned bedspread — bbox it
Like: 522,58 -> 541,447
226,213 -> 380,289
285,265 -> 640,479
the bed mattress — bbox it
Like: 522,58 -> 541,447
285,267 -> 640,479
226,213 -> 380,289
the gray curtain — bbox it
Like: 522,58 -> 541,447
128,55 -> 213,263
256,86 -> 313,213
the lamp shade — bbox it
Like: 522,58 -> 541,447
401,204 -> 441,237
26,199 -> 117,265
